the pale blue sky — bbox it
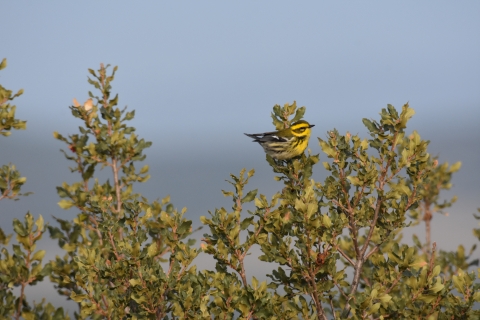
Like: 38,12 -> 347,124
1,1 -> 480,311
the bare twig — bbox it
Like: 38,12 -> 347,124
329,296 -> 338,320
336,246 -> 355,266
306,270 -> 328,320
364,243 -> 381,261
15,234 -> 34,320
423,201 -> 433,258
385,271 -> 403,294
427,242 -> 437,277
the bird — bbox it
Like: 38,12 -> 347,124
244,120 -> 315,160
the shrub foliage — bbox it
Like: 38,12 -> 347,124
1,61 -> 479,319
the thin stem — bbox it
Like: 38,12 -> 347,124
333,280 -> 349,301
16,283 -> 26,320
338,165 -> 361,261
329,297 -> 337,320
112,157 -> 122,213
107,230 -> 121,260
337,247 -> 355,266
385,270 -> 403,294
88,215 -> 103,246
15,233 -> 34,320
0,176 -> 15,201
307,269 -> 328,320
360,181 -> 387,257
364,243 -> 381,261
101,294 -> 109,313
427,242 -> 437,277
423,201 -> 433,258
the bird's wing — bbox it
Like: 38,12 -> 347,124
244,132 -> 291,143
244,133 -> 262,139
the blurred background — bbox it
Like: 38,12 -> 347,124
1,1 -> 479,312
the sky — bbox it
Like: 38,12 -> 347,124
1,1 -> 480,312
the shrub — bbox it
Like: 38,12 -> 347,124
1,61 -> 479,319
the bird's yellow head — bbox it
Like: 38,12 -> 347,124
290,120 -> 315,138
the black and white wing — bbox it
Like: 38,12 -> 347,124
244,132 -> 291,143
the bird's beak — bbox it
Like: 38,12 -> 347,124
309,124 -> 315,128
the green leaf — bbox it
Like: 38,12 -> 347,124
70,291 -> 88,302
252,276 -> 258,288
57,199 -> 74,210
129,278 -> 142,287
362,118 -> 377,132
271,115 -> 284,130
473,290 -> 480,302
379,294 -> 392,303
322,162 -> 331,170
347,176 -> 362,186
0,58 -> 6,70
0,178 -> 7,190
242,189 -> 257,203
322,215 -> 332,227
452,273 -> 465,294
318,139 -> 336,157
240,217 -> 254,230
132,293 -> 147,303
178,220 -> 192,234
397,104 -> 415,129
360,139 -> 369,150
222,190 -> 234,197
62,243 -> 77,252
430,278 -> 444,293
368,303 -> 381,314
254,197 -> 264,209
291,106 -> 306,123
16,177 -> 27,184
450,161 -> 462,172
139,165 -> 149,174
0,227 -> 12,245
387,104 -> 399,118
82,164 -> 95,180
13,219 -> 27,237
432,265 -> 441,277
32,250 -> 46,261
21,312 -> 35,320
147,242 -> 158,257
39,263 -> 52,277
412,234 -> 422,249
272,104 -> 282,117
35,214 -> 44,231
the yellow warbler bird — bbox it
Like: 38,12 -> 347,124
244,120 -> 315,160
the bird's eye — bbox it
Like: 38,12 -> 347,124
299,128 -> 306,132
